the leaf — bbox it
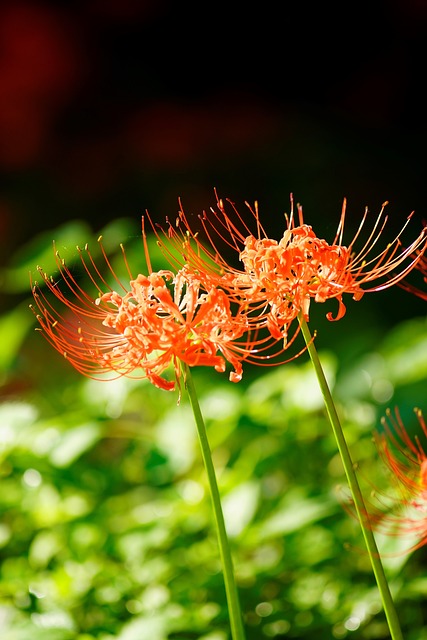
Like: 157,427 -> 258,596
2,220 -> 94,293
48,422 -> 102,467
381,317 -> 427,386
116,614 -> 167,640
222,481 -> 260,537
0,303 -> 36,374
257,488 -> 337,539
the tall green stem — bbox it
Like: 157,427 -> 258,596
298,312 -> 403,640
184,363 -> 246,640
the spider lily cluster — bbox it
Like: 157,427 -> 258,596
31,193 -> 427,553
31,194 -> 426,390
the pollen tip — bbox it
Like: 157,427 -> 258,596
98,235 -> 102,242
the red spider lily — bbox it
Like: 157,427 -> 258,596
360,407 -> 427,554
31,235 -> 305,392
398,249 -> 427,301
339,407 -> 427,555
151,193 -> 427,340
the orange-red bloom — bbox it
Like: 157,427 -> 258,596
398,249 -> 427,302
30,238 -> 255,390
362,407 -> 427,553
154,194 -> 427,340
31,234 -> 303,391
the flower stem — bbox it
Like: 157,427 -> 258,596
298,312 -> 403,640
184,363 -> 246,640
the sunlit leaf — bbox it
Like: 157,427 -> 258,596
381,317 -> 427,386
0,400 -> 38,452
48,422 -> 102,467
257,488 -> 337,539
222,480 -> 260,537
115,613 -> 167,640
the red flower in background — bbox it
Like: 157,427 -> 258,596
364,407 -> 427,553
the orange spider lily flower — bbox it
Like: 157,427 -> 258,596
359,407 -> 427,554
30,235 -> 303,392
398,249 -> 427,301
152,194 -> 427,340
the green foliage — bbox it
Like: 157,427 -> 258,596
1,221 -> 426,639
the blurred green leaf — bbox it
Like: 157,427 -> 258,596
0,303 -> 35,376
1,220 -> 93,294
381,317 -> 427,386
115,613 -> 167,640
222,481 -> 260,538
48,422 -> 102,468
257,488 -> 337,539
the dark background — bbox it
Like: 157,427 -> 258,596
1,0 -> 427,321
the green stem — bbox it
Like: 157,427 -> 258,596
298,312 -> 403,640
184,363 -> 246,640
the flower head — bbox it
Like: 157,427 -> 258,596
361,407 -> 427,553
154,193 -> 427,340
30,237 -> 262,391
31,232 -> 304,392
